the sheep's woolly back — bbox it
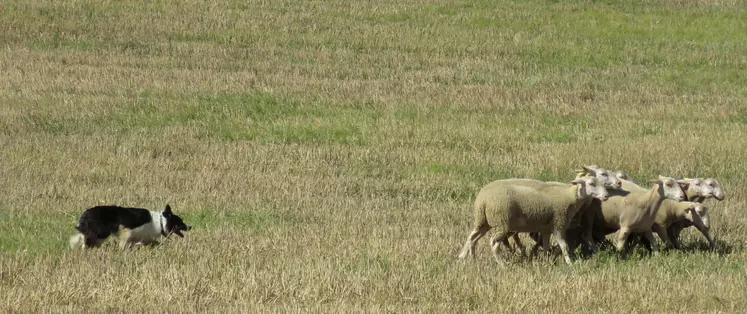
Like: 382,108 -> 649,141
656,200 -> 698,226
619,182 -> 666,209
491,178 -> 593,206
475,180 -> 587,232
620,179 -> 646,192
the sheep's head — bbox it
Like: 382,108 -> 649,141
677,178 -> 725,201
576,165 -> 622,190
683,203 -> 710,230
693,203 -> 710,229
649,176 -> 685,201
571,176 -> 609,201
613,170 -> 631,182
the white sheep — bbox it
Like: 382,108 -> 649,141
651,200 -> 715,250
666,177 -> 724,249
560,166 -> 638,252
503,166 -> 623,255
613,170 -> 632,182
458,176 -> 609,265
604,174 -> 719,251
583,165 -> 641,192
587,176 -> 685,253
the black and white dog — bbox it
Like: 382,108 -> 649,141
69,204 -> 191,249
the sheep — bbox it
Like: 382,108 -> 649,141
458,176 -> 609,265
556,166 -> 641,253
628,176 -> 724,251
501,166 -> 622,255
613,170 -> 632,182
651,200 -> 715,250
584,165 -> 641,192
667,178 -> 725,248
586,176 -> 686,253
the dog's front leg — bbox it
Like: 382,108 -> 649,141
118,227 -> 133,250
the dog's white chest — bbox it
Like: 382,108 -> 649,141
122,211 -> 165,245
128,222 -> 160,242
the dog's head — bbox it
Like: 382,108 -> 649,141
162,204 -> 191,238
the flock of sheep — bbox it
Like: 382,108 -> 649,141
458,165 -> 725,264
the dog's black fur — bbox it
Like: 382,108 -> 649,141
74,204 -> 190,248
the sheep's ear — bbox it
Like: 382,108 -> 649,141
686,204 -> 701,214
570,178 -> 585,185
657,175 -> 667,180
648,179 -> 663,184
676,180 -> 691,189
582,165 -> 597,175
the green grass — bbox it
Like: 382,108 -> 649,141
1,0 -> 747,312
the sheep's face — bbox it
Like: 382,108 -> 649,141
650,177 -> 685,201
571,177 -> 609,201
677,178 -> 725,201
614,171 -> 630,181
694,204 -> 710,229
684,203 -> 710,230
580,165 -> 623,190
696,178 -> 724,201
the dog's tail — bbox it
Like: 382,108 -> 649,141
69,232 -> 84,250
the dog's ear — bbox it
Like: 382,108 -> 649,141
163,204 -> 172,217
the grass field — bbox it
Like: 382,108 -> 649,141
1,0 -> 747,312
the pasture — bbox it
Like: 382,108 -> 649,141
1,0 -> 746,312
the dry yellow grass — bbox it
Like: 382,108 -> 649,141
1,0 -> 747,312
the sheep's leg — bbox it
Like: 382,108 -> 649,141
651,224 -> 672,250
578,211 -> 598,254
494,233 -> 525,257
515,233 -> 527,256
566,227 -> 589,255
489,232 -> 511,264
638,233 -> 653,252
509,233 -> 526,257
530,233 -> 550,258
553,230 -> 574,265
580,231 -> 598,255
526,232 -> 543,257
498,232 -> 516,253
668,225 -> 684,250
458,224 -> 490,259
584,215 -> 606,252
591,228 -> 608,248
528,232 -> 541,244
626,234 -> 641,251
642,230 -> 659,255
529,241 -> 542,257
501,237 -> 513,253
615,227 -> 632,253
495,233 -> 515,255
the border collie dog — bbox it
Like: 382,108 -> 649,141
69,204 -> 191,249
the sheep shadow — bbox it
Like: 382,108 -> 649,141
589,237 -> 740,260
499,236 -> 740,264
676,238 -> 740,256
